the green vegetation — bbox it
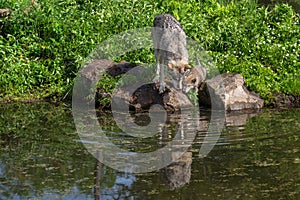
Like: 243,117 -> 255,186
0,0 -> 299,104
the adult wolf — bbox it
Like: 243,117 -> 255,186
151,14 -> 191,93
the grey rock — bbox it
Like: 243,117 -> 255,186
80,60 -> 193,111
270,92 -> 300,108
82,60 -> 264,111
199,73 -> 264,111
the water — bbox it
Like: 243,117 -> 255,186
0,103 -> 299,199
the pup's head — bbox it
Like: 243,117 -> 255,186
182,55 -> 206,93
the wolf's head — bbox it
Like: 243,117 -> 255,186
182,54 -> 206,93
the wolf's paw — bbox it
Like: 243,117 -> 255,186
152,76 -> 159,84
159,82 -> 166,94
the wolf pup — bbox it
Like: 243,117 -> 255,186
152,14 -> 191,93
182,54 -> 207,93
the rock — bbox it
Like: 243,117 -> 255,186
79,60 -> 194,111
80,59 -> 136,82
81,60 -> 265,111
106,60 -> 137,78
0,8 -> 11,18
128,83 -> 193,112
79,60 -> 136,108
270,92 -> 300,108
112,81 -> 194,113
199,73 -> 264,111
80,60 -> 114,82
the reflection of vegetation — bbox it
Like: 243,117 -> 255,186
0,103 -> 117,199
129,109 -> 300,199
0,103 -> 299,198
96,111 -> 179,153
96,108 -> 300,199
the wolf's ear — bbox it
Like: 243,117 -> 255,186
195,53 -> 202,67
201,67 -> 207,80
184,64 -> 191,69
168,63 -> 174,69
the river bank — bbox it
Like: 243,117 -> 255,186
0,0 -> 299,104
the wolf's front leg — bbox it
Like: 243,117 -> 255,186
169,71 -> 182,90
159,63 -> 166,93
159,82 -> 166,93
153,63 -> 160,84
178,75 -> 183,90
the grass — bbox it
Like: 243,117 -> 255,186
0,0 -> 299,105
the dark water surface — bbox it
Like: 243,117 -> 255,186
0,103 -> 299,199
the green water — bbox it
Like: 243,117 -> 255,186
0,103 -> 299,199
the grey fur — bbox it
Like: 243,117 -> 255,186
152,14 -> 190,93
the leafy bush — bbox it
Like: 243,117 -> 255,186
0,0 -> 299,103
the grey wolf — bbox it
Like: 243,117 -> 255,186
151,14 -> 191,93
